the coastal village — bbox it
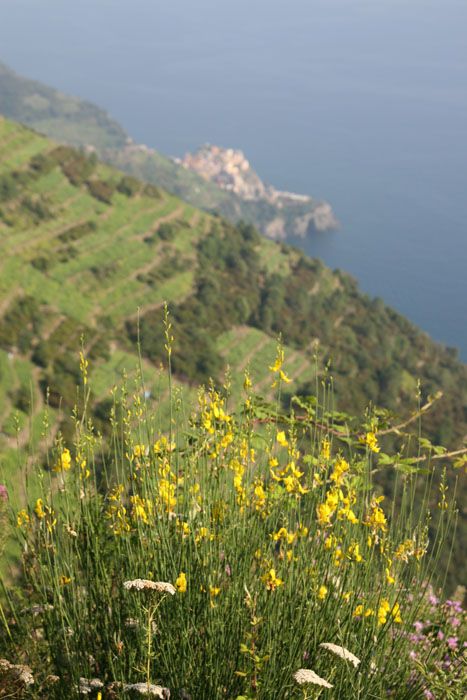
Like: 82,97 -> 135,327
179,143 -> 312,204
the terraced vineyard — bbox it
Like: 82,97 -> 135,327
0,118 -> 309,484
0,120 -> 190,479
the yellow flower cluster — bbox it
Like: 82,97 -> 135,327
175,572 -> 187,593
252,478 -> 267,514
153,436 -> 176,455
394,538 -> 426,562
378,599 -> 402,625
130,495 -> 153,524
330,457 -> 350,485
200,391 -> 231,436
269,345 -> 291,387
17,509 -> 30,527
231,457 -> 247,507
315,451 -> 359,533
155,452 -> 182,515
347,541 -> 363,563
79,456 -> 90,480
105,484 -> 131,536
316,486 -> 358,527
34,498 -> 56,532
158,475 -> 177,513
272,526 -> 297,545
198,389 -> 235,459
226,437 -> 256,510
106,453 -> 185,532
262,568 -> 283,591
318,584 -> 328,600
360,431 -> 380,453
270,524 -> 309,562
133,443 -> 146,459
53,448 -> 72,473
195,526 -> 215,544
321,439 -> 331,461
364,496 -> 387,535
270,436 -> 309,497
353,599 -> 402,626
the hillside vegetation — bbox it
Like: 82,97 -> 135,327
0,61 -> 334,239
0,62 -> 127,150
0,116 -> 466,584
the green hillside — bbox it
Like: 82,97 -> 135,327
0,62 -> 127,150
0,60 -> 334,239
0,116 -> 466,583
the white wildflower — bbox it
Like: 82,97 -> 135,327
320,642 -> 361,667
125,617 -> 140,628
123,682 -> 170,697
22,604 -> 54,615
0,659 -> 34,686
293,668 -> 333,688
78,677 -> 104,694
17,666 -> 34,687
45,675 -> 60,684
123,579 -> 176,595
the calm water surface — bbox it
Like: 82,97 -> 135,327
1,0 -> 466,358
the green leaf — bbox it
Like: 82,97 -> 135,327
377,452 -> 394,465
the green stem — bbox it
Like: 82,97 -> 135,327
146,605 -> 153,687
0,598 -> 13,642
146,596 -> 166,686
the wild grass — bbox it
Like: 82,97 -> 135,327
0,333 -> 464,699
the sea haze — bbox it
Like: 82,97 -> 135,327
1,0 -> 466,359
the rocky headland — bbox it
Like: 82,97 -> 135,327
177,144 -> 339,239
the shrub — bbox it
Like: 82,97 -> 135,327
10,386 -> 31,413
157,223 -> 176,241
0,296 -> 43,353
0,340 -> 463,699
49,146 -> 97,186
0,174 -> 18,202
117,175 -> 141,197
28,153 -> 57,177
86,178 -> 115,204
20,194 -> 52,221
143,183 -> 163,199
30,255 -> 53,272
57,220 -> 97,244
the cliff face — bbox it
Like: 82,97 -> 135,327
179,144 -> 339,238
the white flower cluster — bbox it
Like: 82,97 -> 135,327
0,659 -> 34,687
123,579 -> 176,595
293,668 -> 333,688
78,677 -> 104,695
293,640 -> 361,689
320,642 -> 361,667
123,682 -> 170,697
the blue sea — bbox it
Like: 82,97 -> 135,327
1,0 -> 466,358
